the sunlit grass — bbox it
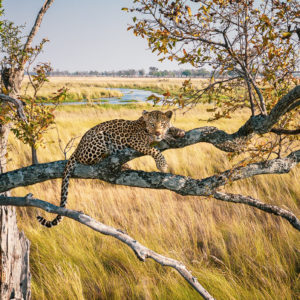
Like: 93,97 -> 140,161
22,76 -> 209,100
8,102 -> 300,300
22,77 -> 124,102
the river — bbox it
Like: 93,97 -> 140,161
57,88 -> 162,105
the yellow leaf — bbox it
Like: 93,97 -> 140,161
186,6 -> 192,17
281,32 -> 292,39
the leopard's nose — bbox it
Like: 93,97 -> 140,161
155,131 -> 161,136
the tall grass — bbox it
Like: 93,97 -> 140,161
8,103 -> 300,300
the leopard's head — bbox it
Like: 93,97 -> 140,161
142,110 -> 172,141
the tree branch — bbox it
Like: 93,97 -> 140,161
0,194 -> 215,300
213,192 -> 300,231
249,77 -> 267,115
0,93 -> 27,121
271,128 -> 300,135
267,85 -> 300,128
1,137 -> 299,193
1,146 -> 299,230
23,0 -> 55,51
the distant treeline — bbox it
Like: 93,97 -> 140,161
49,67 -> 211,78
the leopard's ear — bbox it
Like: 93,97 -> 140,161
165,111 -> 173,119
142,110 -> 148,116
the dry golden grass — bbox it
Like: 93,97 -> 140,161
22,77 -> 124,101
8,103 -> 300,300
21,76 -> 208,101
41,76 -> 208,88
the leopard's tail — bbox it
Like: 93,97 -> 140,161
37,154 -> 77,228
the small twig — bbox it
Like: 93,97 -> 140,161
0,194 -> 215,300
56,127 -> 79,159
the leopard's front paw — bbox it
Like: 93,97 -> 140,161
175,129 -> 185,138
168,127 -> 185,138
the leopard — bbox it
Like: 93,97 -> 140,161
37,110 -> 185,228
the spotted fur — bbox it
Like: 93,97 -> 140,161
37,110 -> 185,228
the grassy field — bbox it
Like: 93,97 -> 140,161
8,98 -> 300,299
22,77 -> 126,102
22,76 -> 208,101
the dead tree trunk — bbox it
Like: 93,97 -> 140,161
0,124 -> 31,299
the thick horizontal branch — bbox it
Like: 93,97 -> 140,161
1,146 -> 299,230
213,192 -> 300,231
0,194 -> 215,300
1,147 -> 299,194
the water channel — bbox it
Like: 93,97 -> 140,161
57,88 -> 162,105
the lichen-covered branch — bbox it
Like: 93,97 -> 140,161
0,194 -> 215,300
1,148 -> 299,231
213,192 -> 300,231
1,145 -> 299,194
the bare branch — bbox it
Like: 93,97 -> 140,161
213,192 -> 300,231
271,128 -> 300,135
0,194 -> 215,300
56,127 -> 80,160
249,77 -> 267,115
0,93 -> 27,121
23,0 -> 55,51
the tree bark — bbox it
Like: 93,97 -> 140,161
0,124 -> 31,300
31,146 -> 38,165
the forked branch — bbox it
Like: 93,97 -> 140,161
0,93 -> 27,121
0,194 -> 215,300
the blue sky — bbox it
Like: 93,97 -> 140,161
3,0 -> 183,72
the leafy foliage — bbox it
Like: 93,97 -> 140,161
12,86 -> 66,150
12,62 -> 67,150
126,0 -> 300,160
0,18 -> 66,159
